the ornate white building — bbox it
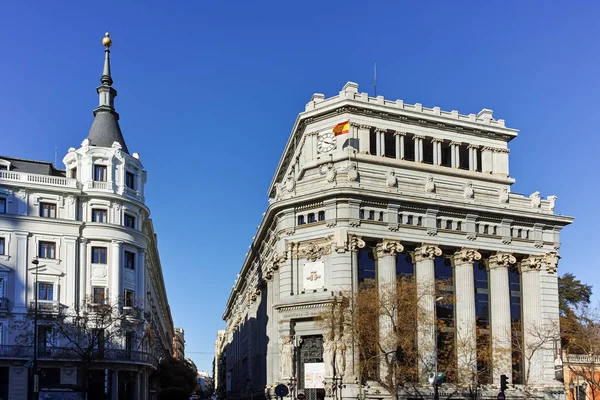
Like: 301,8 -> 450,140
218,82 -> 573,400
0,34 -> 174,399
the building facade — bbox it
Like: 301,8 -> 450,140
174,327 -> 185,361
219,82 -> 573,400
0,34 -> 174,399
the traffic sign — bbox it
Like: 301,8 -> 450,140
275,384 -> 289,397
497,391 -> 505,400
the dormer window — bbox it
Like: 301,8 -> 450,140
125,172 -> 135,190
94,165 -> 107,182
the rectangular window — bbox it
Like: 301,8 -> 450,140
71,167 -> 77,179
40,202 -> 57,218
125,172 -> 135,189
39,241 -> 56,259
404,134 -> 415,161
125,332 -> 135,352
92,209 -> 107,223
94,165 -> 107,182
307,213 -> 315,223
124,251 -> 135,270
92,247 -> 107,264
37,326 -> 52,352
0,198 -> 5,213
93,328 -> 105,356
38,282 -> 54,301
0,277 -> 5,298
124,214 -> 135,229
297,215 -> 304,225
92,287 -> 106,304
124,289 -> 134,307
0,237 -> 4,255
318,211 -> 325,221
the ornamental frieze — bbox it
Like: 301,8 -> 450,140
294,240 -> 332,262
414,245 -> 442,262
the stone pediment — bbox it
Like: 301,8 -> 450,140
31,264 -> 64,277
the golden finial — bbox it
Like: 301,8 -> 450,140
102,32 -> 112,48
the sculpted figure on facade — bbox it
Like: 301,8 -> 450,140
279,335 -> 295,379
326,163 -> 337,183
347,163 -> 359,182
529,191 -> 541,208
334,333 -> 346,377
547,195 -> 557,212
386,169 -> 397,187
322,335 -> 335,377
499,187 -> 509,203
285,174 -> 295,192
463,182 -> 474,199
424,176 -> 435,193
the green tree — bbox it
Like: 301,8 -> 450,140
558,273 -> 592,318
155,357 -> 197,399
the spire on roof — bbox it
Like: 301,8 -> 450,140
86,32 -> 130,154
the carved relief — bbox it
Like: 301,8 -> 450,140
424,176 -> 436,193
279,335 -> 295,379
520,255 -> 543,273
296,241 -> 331,261
499,188 -> 509,203
285,174 -> 295,192
326,163 -> 337,183
488,252 -> 516,269
386,169 -> 397,188
547,195 -> 557,212
414,245 -> 442,262
463,182 -> 474,199
375,240 -> 404,258
348,235 -> 366,252
544,252 -> 560,274
347,163 -> 359,182
529,191 -> 541,208
453,248 -> 482,264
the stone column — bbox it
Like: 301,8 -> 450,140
482,147 -> 494,174
415,244 -> 442,380
111,370 -> 119,400
453,248 -> 481,385
540,252 -> 560,383
376,129 -> 386,156
468,145 -> 479,171
111,240 -> 122,304
347,235 -> 365,382
79,238 -> 88,304
395,132 -> 405,159
357,125 -> 371,154
375,129 -> 381,156
520,255 -> 544,385
488,252 -> 515,384
375,240 -> 403,379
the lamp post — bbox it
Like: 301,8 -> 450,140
31,257 -> 39,400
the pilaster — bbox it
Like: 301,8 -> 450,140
79,238 -> 88,304
520,254 -> 544,385
14,232 -> 29,313
111,240 -> 122,303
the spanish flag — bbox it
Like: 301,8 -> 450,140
333,121 -> 350,136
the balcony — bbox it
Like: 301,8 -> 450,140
30,300 -> 61,314
0,170 -> 77,189
122,306 -> 142,322
0,297 -> 8,311
0,345 -> 158,368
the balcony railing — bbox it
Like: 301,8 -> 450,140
565,353 -> 600,364
91,181 -> 111,190
0,297 -> 8,311
0,345 -> 158,367
29,300 -> 60,313
0,170 -> 77,188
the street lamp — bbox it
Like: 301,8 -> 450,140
31,257 -> 39,400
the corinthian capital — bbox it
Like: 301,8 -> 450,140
519,255 -> 543,273
375,240 -> 404,259
414,245 -> 442,262
543,251 -> 560,274
453,248 -> 482,265
488,252 -> 516,269
348,235 -> 366,252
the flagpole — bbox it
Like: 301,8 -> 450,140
374,62 -> 377,97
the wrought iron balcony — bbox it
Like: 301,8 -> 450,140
0,345 -> 158,368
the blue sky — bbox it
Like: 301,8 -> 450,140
1,1 -> 599,371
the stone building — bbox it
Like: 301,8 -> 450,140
0,34 -> 173,399
218,82 -> 573,400
174,327 -> 185,361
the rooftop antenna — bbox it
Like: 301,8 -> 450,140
374,62 -> 377,97
54,146 -> 57,167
